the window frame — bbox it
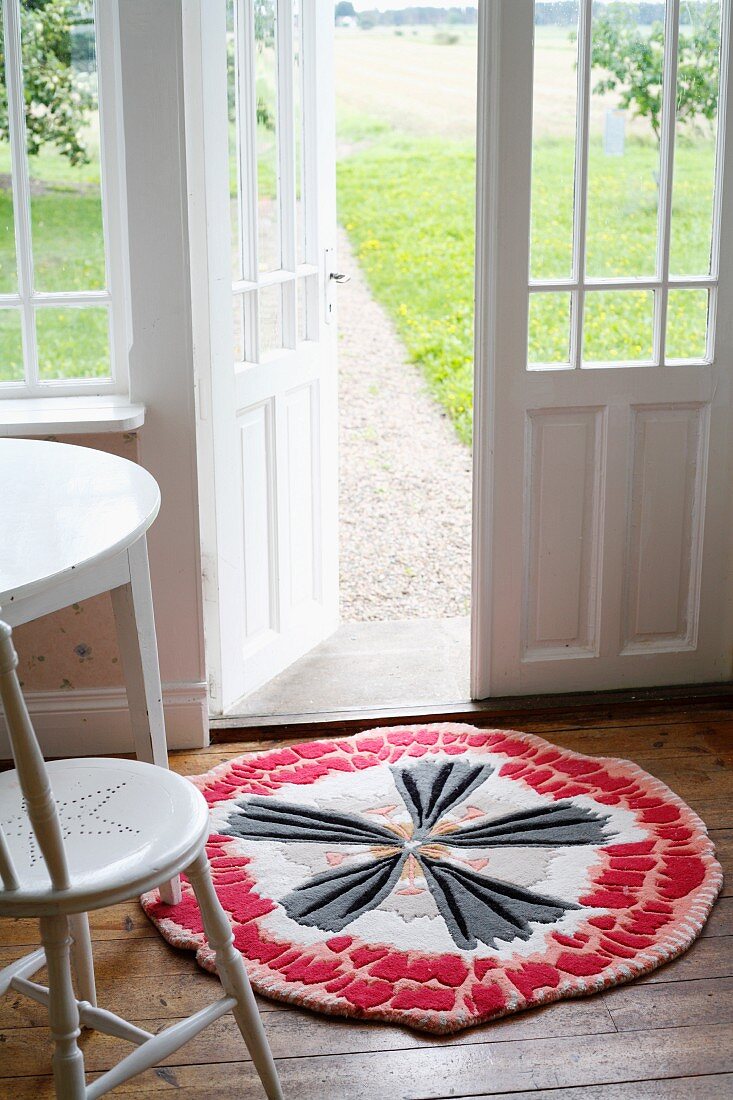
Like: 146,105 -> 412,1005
527,0 -> 730,372
0,0 -> 130,399
229,0 -> 320,369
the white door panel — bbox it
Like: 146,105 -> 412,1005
185,0 -> 338,712
472,0 -> 733,697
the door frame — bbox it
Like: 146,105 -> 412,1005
182,0 -> 236,716
471,0 -> 504,703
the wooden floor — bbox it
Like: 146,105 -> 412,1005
1,705 -> 732,1098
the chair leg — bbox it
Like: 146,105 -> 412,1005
40,915 -> 87,1100
68,912 -> 97,1008
186,851 -> 284,1100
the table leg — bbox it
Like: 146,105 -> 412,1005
111,537 -> 168,769
111,536 -> 181,905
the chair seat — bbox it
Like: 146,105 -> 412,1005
0,758 -> 209,917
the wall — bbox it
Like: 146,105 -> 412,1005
3,2 -> 209,756
14,432 -> 136,697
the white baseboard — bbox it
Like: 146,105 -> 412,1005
0,682 -> 209,759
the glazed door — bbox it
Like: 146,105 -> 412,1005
472,0 -> 733,696
186,0 -> 338,712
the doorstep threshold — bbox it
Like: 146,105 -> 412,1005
209,681 -> 733,741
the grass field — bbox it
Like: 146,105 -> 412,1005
0,124 -> 110,383
339,134 -> 476,443
335,25 -> 719,444
0,21 -> 717,403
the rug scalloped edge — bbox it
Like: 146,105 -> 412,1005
142,865 -> 722,1035
141,721 -> 725,1036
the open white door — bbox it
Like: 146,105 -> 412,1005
185,0 -> 338,712
472,0 -> 733,697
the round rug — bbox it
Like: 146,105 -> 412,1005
141,723 -> 722,1034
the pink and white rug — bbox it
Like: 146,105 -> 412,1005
142,723 -> 722,1034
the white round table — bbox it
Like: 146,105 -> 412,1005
0,439 -> 170,787
0,439 -> 181,915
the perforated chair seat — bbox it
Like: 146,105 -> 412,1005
0,758 -> 209,917
0,614 -> 282,1099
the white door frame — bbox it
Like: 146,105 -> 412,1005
471,0 -> 733,699
118,0 -> 209,743
182,0 -> 241,716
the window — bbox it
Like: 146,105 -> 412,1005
228,0 -> 318,366
0,0 -> 128,396
528,0 -> 726,369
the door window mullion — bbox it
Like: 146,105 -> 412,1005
708,0 -> 732,361
236,0 -> 260,362
276,0 -> 297,349
570,0 -> 593,371
655,0 -> 682,368
236,0 -> 259,277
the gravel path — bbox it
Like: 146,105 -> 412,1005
337,227 -> 472,621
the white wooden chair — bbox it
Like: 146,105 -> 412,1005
0,620 -> 284,1100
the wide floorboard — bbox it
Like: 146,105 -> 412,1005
1,706 -> 731,1098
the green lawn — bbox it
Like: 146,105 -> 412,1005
338,134 -> 476,444
0,103 -> 715,403
337,130 -> 716,444
0,190 -> 105,295
0,130 -> 110,384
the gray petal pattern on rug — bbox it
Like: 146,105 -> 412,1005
225,797 -> 401,846
419,854 -> 579,950
282,852 -> 408,931
221,757 -> 614,949
391,758 -> 494,831
446,801 -> 612,849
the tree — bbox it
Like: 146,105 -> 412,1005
0,0 -> 96,167
583,2 -> 720,144
254,0 -> 275,48
335,2 -> 356,18
356,11 -> 378,30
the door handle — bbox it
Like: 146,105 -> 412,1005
324,248 -> 348,323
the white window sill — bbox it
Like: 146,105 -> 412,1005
0,396 -> 146,437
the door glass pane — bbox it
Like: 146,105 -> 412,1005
530,1 -> 579,279
0,190 -> 16,293
666,289 -> 709,360
259,283 -> 283,356
669,1 -> 722,275
298,273 -> 317,343
0,309 -> 24,381
583,290 -> 654,364
584,1 -> 663,277
256,0 -> 280,273
528,292 -> 572,366
294,0 -> 306,266
36,306 -> 110,380
233,292 -> 246,362
0,3 -> 17,293
227,0 -> 242,282
22,0 -> 106,292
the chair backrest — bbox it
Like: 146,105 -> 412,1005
0,619 -> 71,893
